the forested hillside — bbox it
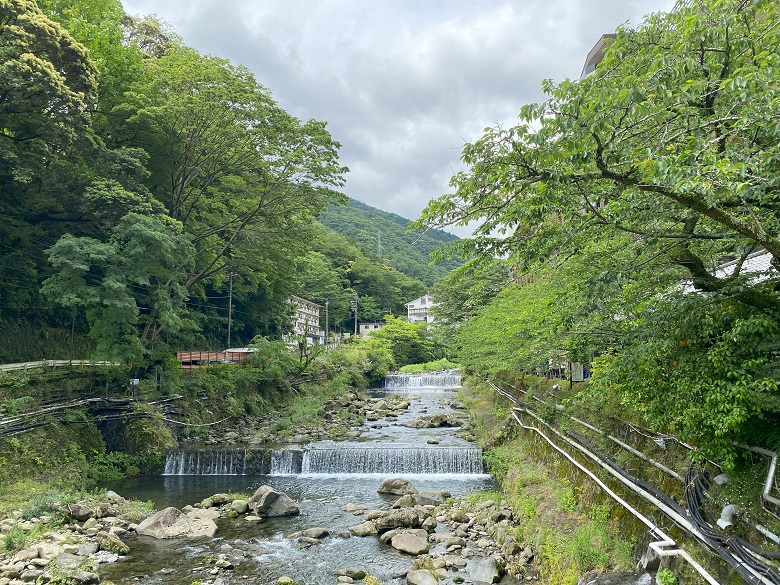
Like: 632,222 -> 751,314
0,0 -> 438,365
318,197 -> 461,286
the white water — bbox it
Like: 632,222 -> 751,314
163,449 -> 247,475
384,371 -> 461,388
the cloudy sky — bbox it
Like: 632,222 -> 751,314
121,0 -> 675,232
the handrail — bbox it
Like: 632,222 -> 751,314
0,360 -> 121,372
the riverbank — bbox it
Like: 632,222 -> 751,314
459,376 -> 640,585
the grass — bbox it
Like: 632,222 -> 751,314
398,359 -> 459,373
461,378 -> 639,584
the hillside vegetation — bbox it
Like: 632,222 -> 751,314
318,197 -> 461,286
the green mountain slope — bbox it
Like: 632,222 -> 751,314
317,197 -> 461,286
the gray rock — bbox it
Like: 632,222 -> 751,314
348,521 -> 377,536
231,499 -> 249,514
470,557 -> 501,584
96,531 -> 129,555
67,504 -> 94,522
249,486 -> 299,518
390,532 -> 430,555
300,527 -> 329,539
136,507 -> 218,539
377,478 -> 418,495
375,508 -> 424,532
414,490 -> 450,506
406,569 -> 439,585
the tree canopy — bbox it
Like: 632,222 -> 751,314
421,0 -> 780,466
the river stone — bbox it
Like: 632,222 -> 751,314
337,568 -> 367,579
414,490 -> 450,506
348,521 -> 377,536
300,527 -> 329,539
276,577 -> 298,585
231,499 -> 249,514
390,532 -> 429,555
67,504 -> 94,522
375,508 -> 423,532
470,557 -> 501,584
96,531 -> 129,555
343,503 -> 367,513
136,507 -> 217,538
406,569 -> 438,585
249,486 -> 299,518
393,495 -> 416,508
377,478 -> 418,495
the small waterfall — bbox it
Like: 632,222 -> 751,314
163,446 -> 484,475
301,447 -> 484,475
163,449 -> 247,475
384,371 -> 462,389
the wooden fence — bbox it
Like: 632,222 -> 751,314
175,351 -> 253,369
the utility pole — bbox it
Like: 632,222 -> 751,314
325,299 -> 329,346
227,272 -> 235,348
351,293 -> 359,337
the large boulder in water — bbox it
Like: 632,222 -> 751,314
377,477 -> 418,495
390,531 -> 430,555
136,507 -> 218,539
406,569 -> 439,585
470,557 -> 503,584
249,485 -> 299,518
375,508 -> 426,532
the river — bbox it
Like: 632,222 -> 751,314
100,373 -> 503,584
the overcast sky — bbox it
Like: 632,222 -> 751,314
120,0 -> 675,232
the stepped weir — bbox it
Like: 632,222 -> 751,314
384,371 -> 461,389
163,369 -> 483,477
163,446 -> 485,475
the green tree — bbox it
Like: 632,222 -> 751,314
0,0 -> 97,183
418,0 -> 780,313
42,213 -> 194,362
369,315 -> 435,367
116,47 -> 347,292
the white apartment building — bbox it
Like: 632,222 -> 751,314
287,296 -> 325,345
405,293 -> 435,323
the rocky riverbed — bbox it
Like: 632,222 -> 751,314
200,388 -> 477,447
0,476 -> 538,585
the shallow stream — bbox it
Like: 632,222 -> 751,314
101,374 -> 505,585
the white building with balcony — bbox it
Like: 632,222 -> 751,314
405,293 -> 435,323
286,296 -> 325,345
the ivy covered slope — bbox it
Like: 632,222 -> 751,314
318,197 -> 461,287
419,0 -> 780,468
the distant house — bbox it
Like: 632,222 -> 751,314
359,321 -> 385,336
405,293 -> 435,323
286,296 -> 325,345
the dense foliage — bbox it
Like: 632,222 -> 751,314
419,0 -> 780,466
318,197 -> 461,286
0,0 -> 435,366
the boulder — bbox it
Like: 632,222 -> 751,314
414,490 -> 450,506
348,521 -> 378,536
249,486 -> 299,518
377,478 -> 418,495
136,507 -> 217,539
406,569 -> 439,585
231,499 -> 249,514
67,504 -> 94,522
470,557 -> 501,584
96,531 -> 129,555
375,508 -> 424,532
300,527 -> 329,540
390,532 -> 429,555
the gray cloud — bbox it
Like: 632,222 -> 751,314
121,0 -> 675,232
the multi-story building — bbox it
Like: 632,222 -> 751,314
286,296 -> 325,345
405,293 -> 435,323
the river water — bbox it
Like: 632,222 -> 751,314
101,373 -> 500,585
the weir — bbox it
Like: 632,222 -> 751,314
384,371 -> 461,389
163,446 -> 485,475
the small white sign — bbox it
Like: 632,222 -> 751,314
571,362 -> 584,382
